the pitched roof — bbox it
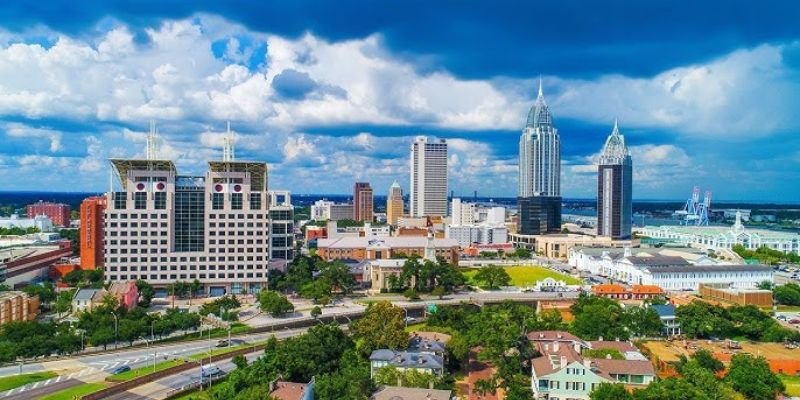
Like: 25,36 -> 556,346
269,381 -> 308,400
589,358 -> 655,378
527,331 -> 587,347
371,386 -> 452,400
631,285 -> 664,295
73,288 -> 100,301
592,284 -> 627,294
651,304 -> 677,317
590,341 -> 638,353
318,236 -> 459,249
646,264 -> 772,273
625,256 -> 690,266
369,350 -> 444,370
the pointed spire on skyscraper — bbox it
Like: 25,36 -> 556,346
146,120 -> 159,160
538,75 -> 544,99
223,121 -> 235,162
612,118 -> 620,135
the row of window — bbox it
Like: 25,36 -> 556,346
210,222 -> 264,228
107,255 -> 267,263
108,231 -> 168,237
108,222 -> 168,228
108,213 -> 169,219
107,264 -> 266,271
108,272 -> 266,281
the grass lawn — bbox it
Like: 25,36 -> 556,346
781,374 -> 800,397
107,359 -> 185,382
40,382 -> 107,400
461,265 -> 581,287
0,371 -> 57,392
405,322 -> 428,333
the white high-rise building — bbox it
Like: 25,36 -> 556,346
410,136 -> 448,217
519,81 -> 560,197
446,198 -> 508,247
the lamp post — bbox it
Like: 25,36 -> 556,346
110,312 -> 119,350
151,320 -> 157,372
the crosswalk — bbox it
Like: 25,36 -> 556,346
1,345 -> 207,397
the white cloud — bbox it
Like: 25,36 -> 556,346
5,123 -> 62,152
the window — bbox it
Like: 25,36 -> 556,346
134,191 -> 147,209
154,192 -> 167,209
231,193 -> 243,210
174,190 -> 206,252
212,193 -> 224,210
249,193 -> 261,210
113,192 -> 127,209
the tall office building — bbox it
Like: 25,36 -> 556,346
353,182 -> 374,222
386,181 -> 404,226
268,190 -> 294,260
410,137 -> 448,217
597,120 -> 633,239
518,81 -> 561,235
103,124 -> 272,295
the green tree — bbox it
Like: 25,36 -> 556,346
314,349 -> 373,400
675,301 -> 732,339
725,354 -> 784,400
622,306 -> 663,338
318,261 -> 356,294
756,280 -> 774,290
570,294 -> 628,340
473,265 -> 511,289
403,288 -> 419,300
232,354 -> 248,369
258,291 -> 294,317
688,349 -> 724,373
512,247 -> 532,259
774,283 -> 800,306
310,306 -> 322,319
136,280 -> 155,307
299,279 -> 331,303
349,301 -> 408,355
374,366 -> 446,389
590,383 -> 633,400
431,286 -> 446,299
54,289 -> 74,316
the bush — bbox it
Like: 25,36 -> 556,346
403,288 -> 419,300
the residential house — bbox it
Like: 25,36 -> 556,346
529,331 -> 656,400
72,288 -> 104,313
370,386 -> 452,400
369,349 -> 445,378
108,281 -> 139,310
268,379 -> 314,400
651,304 -> 680,336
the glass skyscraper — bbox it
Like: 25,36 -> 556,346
597,120 -> 633,239
518,81 -> 562,234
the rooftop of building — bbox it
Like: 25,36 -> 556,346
527,331 -> 590,348
592,284 -> 627,294
408,335 -> 446,354
269,381 -> 308,400
640,224 -> 800,240
651,304 -> 677,318
369,349 -> 444,370
370,386 -> 452,400
573,246 -> 707,259
0,244 -> 66,264
624,255 -> 691,266
700,283 -> 773,295
73,288 -> 102,301
645,264 -> 771,274
318,236 -> 459,249
0,291 -> 32,300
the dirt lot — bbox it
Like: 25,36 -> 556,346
643,339 -> 800,364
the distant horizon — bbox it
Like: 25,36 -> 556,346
1,190 -> 799,206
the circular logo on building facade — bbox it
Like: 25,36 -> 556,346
136,183 -> 146,191
215,184 -> 224,192
156,182 -> 166,191
233,184 -> 242,192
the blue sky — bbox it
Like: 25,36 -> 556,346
1,1 -> 799,201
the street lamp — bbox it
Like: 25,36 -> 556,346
110,312 -> 119,350
151,320 -> 157,372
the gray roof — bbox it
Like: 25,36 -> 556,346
626,256 -> 690,266
371,386 -> 452,400
647,264 -> 771,274
408,336 -> 446,354
74,288 -> 100,301
369,350 -> 444,370
651,304 -> 677,318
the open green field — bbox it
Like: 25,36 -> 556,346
461,265 -> 582,287
781,374 -> 800,397
0,371 -> 57,392
40,382 -> 107,400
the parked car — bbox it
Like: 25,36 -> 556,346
215,340 -> 229,348
788,319 -> 800,324
404,316 -> 417,323
110,365 -> 131,375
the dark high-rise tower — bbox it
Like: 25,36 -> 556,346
597,120 -> 633,239
353,182 -> 374,222
518,80 -> 561,235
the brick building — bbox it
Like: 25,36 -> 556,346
27,201 -> 71,227
80,196 -> 106,270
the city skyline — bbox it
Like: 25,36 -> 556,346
1,2 -> 800,201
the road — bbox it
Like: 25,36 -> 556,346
0,328 -> 309,400
104,352 -> 263,400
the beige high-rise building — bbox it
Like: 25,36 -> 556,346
386,181 -> 404,226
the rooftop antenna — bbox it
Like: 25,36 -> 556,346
146,120 -> 159,161
223,121 -> 235,162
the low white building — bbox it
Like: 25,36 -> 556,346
570,247 -> 772,291
310,200 -> 354,222
637,211 -> 800,256
0,215 -> 53,232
